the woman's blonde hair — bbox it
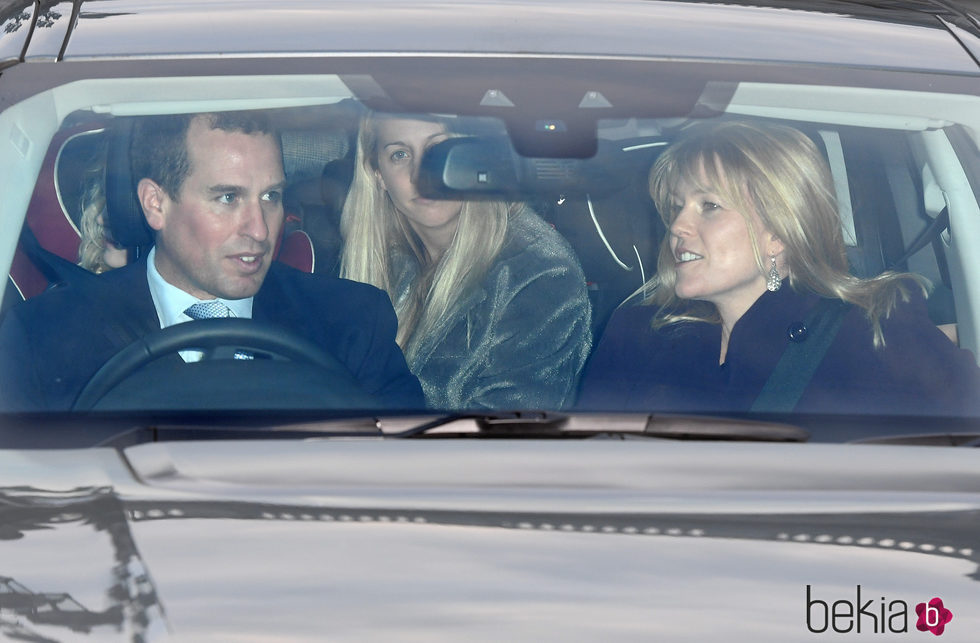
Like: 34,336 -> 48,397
77,157 -> 116,274
644,119 -> 924,347
340,112 -> 510,361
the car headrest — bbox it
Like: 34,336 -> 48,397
54,127 -> 105,236
320,156 -> 355,217
25,123 -> 108,265
276,229 -> 316,273
104,117 -> 154,250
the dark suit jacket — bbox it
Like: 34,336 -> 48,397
0,258 -> 424,411
578,285 -> 980,417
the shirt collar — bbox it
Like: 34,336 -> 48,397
145,246 -> 254,329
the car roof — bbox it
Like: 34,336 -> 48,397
3,0 -> 978,74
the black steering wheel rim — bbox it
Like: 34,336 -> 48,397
73,319 -> 353,410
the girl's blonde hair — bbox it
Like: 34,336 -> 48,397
77,158 -> 116,274
340,112 -> 510,361
644,119 -> 924,347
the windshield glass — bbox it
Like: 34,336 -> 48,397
1,56 -> 979,438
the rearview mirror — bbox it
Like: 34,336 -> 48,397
417,136 -> 630,200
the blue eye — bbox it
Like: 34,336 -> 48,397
217,193 -> 236,205
262,190 -> 282,204
701,200 -> 720,212
389,149 -> 410,163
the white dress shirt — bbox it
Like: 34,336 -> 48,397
145,247 -> 254,361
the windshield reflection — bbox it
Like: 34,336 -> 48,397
0,486 -> 167,640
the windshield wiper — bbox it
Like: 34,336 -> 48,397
851,433 -> 980,447
0,410 -> 809,449
384,411 -> 809,442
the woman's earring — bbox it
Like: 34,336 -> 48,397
766,256 -> 781,292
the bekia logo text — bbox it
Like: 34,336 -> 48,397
806,586 -> 953,635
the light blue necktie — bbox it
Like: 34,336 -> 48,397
183,301 -> 253,360
184,300 -> 232,320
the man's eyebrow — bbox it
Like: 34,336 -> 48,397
207,184 -> 244,194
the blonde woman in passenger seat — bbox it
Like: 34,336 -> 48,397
578,120 -> 980,416
340,112 -> 592,410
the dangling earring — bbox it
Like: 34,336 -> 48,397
766,255 -> 781,292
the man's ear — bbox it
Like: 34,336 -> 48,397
137,178 -> 167,231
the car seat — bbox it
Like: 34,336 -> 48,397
534,136 -> 667,339
7,120 -> 109,302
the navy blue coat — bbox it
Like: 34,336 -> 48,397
578,286 -> 980,417
0,259 -> 424,411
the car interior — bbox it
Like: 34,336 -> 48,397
1,72 -> 978,404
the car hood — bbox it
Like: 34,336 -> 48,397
1,439 -> 978,641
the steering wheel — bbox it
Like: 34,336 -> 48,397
73,319 -> 373,410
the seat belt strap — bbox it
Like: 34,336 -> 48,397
750,298 -> 852,413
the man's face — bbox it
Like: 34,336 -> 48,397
141,116 -> 285,300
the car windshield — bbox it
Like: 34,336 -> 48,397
2,1 -> 980,445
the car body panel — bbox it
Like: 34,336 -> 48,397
1,440 -> 978,641
56,0 -> 978,73
0,1 -> 34,67
2,0 -> 980,640
21,1 -> 76,63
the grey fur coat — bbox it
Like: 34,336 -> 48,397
392,208 -> 592,410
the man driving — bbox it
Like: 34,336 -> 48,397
0,111 -> 424,411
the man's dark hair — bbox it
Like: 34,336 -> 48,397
130,111 -> 279,199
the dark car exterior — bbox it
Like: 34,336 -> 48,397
1,1 -> 979,640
